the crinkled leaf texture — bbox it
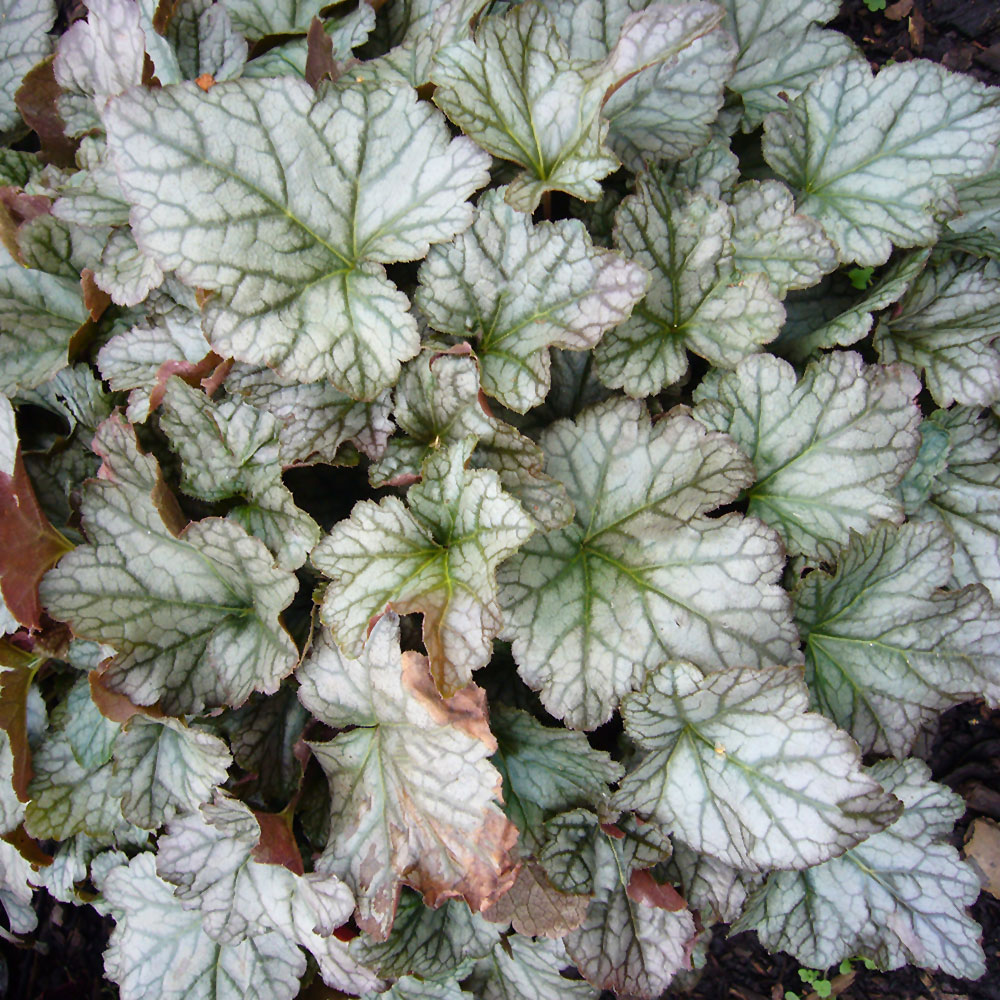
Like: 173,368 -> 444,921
763,60 -> 1000,265
735,759 -> 986,979
39,415 -> 299,715
415,186 -> 648,412
795,521 -> 1000,757
499,398 -> 798,729
298,613 -> 518,940
98,853 -> 306,1000
155,795 -> 381,994
468,935 -> 599,1000
103,76 -> 491,397
0,0 -> 56,132
314,439 -> 534,694
693,351 -> 921,561
613,661 -> 900,871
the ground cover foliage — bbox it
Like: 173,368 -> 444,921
0,0 -> 999,997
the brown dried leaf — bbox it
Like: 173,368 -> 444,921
14,57 -> 77,167
0,640 -> 45,801
483,859 -> 589,937
305,17 -> 336,90
964,817 -> 1000,898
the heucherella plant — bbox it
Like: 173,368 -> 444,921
1,0 -> 999,996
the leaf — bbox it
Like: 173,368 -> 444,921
0,838 -> 37,934
735,758 -> 986,979
39,415 -> 299,715
54,0 -> 147,137
100,853 -> 306,1000
0,641 -> 44,802
775,249 -> 931,363
114,716 -> 232,829
0,732 -> 25,834
662,841 -> 755,924
490,705 -> 622,853
908,407 -> 1000,600
763,60 -> 1000,265
613,661 -> 899,871
499,399 -> 797,729
873,254 -> 1000,407
415,187 -> 647,412
313,440 -> 533,694
350,888 -> 500,980
0,250 -> 89,395
370,350 -> 573,530
560,819 -> 695,999
719,0 -> 861,126
593,170 -> 784,397
795,521 -> 1000,757
364,980 -> 472,1000
160,377 -> 320,570
298,613 -> 518,940
692,351 -> 922,561
729,180 -> 838,297
147,0 -> 247,85
0,0 -> 56,132
54,675 -> 120,769
156,796 -> 381,994
481,859 -> 589,938
948,150 -> 1000,250
92,227 -> 165,308
430,1 -> 718,210
104,77 -> 491,397
224,0 -> 337,37
226,362 -> 393,467
0,428 -> 74,630
541,0 -> 735,169
467,935 -> 599,1000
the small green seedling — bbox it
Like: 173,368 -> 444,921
863,0 -> 887,11
848,265 -> 876,289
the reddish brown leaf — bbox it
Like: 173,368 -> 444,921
147,351 -> 225,412
0,641 -> 45,801
89,669 -> 162,723
14,57 -> 77,167
0,451 -> 74,629
627,868 -> 687,912
251,809 -> 305,876
2,824 -> 52,866
305,17 -> 336,90
81,269 -> 113,320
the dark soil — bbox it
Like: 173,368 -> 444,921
3,2 -> 1000,999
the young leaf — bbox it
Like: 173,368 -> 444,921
226,362 -> 393,467
467,935 -> 599,1000
99,853 -> 306,1000
54,0 -> 147,136
156,796 -> 381,994
795,521 -> 1000,757
719,0 -> 861,126
159,377 -> 320,570
370,350 -> 573,529
0,838 -> 37,935
114,716 -> 233,830
0,0 -> 56,132
693,351 -> 921,561
40,416 -> 299,715
103,77 -> 491,397
873,254 -> 1000,407
541,0 -> 735,169
351,889 -> 500,980
92,227 -> 164,308
298,614 -> 518,940
613,661 -> 899,871
499,399 -> 797,729
735,759 -> 986,979
763,61 -> 1000,265
415,187 -> 647,412
431,1 -> 717,210
313,440 -> 534,694
908,407 -> 1000,600
593,171 -> 784,397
